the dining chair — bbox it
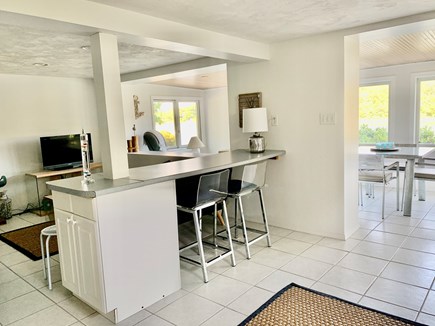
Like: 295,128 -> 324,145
177,169 -> 236,283
217,161 -> 271,259
359,154 -> 400,219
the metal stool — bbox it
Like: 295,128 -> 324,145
218,161 -> 271,259
177,169 -> 236,283
40,225 -> 57,290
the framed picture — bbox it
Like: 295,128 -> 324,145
238,92 -> 262,128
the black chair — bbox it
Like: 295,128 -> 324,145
143,130 -> 167,151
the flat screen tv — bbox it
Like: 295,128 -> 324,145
40,133 -> 93,171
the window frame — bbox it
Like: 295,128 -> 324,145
359,78 -> 394,145
415,75 -> 435,146
151,96 -> 202,149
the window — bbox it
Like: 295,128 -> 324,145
359,83 -> 390,144
152,99 -> 201,148
418,78 -> 435,144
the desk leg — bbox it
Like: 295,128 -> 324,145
418,180 -> 426,201
403,158 -> 415,216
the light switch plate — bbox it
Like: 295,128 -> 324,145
319,113 -> 336,125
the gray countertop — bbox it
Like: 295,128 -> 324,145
47,149 -> 286,198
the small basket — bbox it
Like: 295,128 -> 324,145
0,198 -> 12,220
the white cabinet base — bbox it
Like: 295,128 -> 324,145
53,180 -> 181,323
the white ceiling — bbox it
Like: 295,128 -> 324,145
2,1 -> 435,86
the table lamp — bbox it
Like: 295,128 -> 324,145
243,107 -> 268,153
187,136 -> 205,154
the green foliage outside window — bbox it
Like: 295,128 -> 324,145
419,80 -> 435,144
359,124 -> 388,144
359,84 -> 389,144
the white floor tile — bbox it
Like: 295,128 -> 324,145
201,308 -> 245,326
381,262 -> 435,288
374,223 -> 415,235
352,241 -> 398,260
358,219 -> 381,230
392,248 -> 435,270
10,258 -> 57,277
156,293 -> 223,326
0,251 -> 30,267
280,256 -> 332,280
0,264 -> 18,285
8,305 -> 77,326
286,231 -> 323,244
58,296 -> 96,321
271,238 -> 312,255
300,245 -> 347,265
350,228 -> 371,240
338,252 -> 388,276
146,290 -> 188,314
39,281 -> 73,303
81,312 -> 118,326
136,314 -> 174,326
418,219 -> 435,229
193,275 -> 251,306
417,313 -> 435,326
422,290 -> 435,315
0,290 -> 54,325
250,247 -> 295,269
0,278 -> 34,304
316,237 -> 360,251
180,261 -> 219,292
364,230 -> 406,247
366,278 -> 428,311
256,270 -> 314,293
402,236 -> 435,254
0,218 -> 32,232
358,297 -> 418,321
412,227 -> 435,240
384,215 -> 421,227
319,266 -> 376,294
227,286 -> 274,316
311,283 -> 362,303
222,260 -> 275,285
0,244 -> 15,257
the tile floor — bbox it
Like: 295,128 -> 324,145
0,188 -> 435,325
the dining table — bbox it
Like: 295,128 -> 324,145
359,146 -> 435,216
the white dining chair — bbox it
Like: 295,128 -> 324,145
358,154 -> 400,219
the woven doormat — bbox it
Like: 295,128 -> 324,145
239,283 -> 425,325
0,221 -> 57,261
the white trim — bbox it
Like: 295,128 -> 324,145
413,72 -> 435,144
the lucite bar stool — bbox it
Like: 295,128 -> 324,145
177,169 -> 236,283
218,161 -> 271,259
40,224 -> 57,290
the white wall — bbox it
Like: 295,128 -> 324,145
121,83 -> 231,153
0,74 -> 100,211
227,31 -> 360,239
203,87 -> 231,153
360,61 -> 435,144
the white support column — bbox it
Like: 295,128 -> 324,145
91,32 -> 129,179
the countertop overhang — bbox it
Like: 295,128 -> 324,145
47,149 -> 286,198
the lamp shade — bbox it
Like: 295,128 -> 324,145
243,107 -> 268,133
187,136 -> 205,149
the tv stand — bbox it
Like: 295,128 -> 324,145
26,162 -> 102,216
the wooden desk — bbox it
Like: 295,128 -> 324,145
26,162 -> 102,214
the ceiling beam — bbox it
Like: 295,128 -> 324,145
0,0 -> 270,62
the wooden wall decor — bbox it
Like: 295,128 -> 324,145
238,92 -> 262,128
133,95 -> 144,119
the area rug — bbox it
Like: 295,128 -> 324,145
239,283 -> 425,325
0,221 -> 57,261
